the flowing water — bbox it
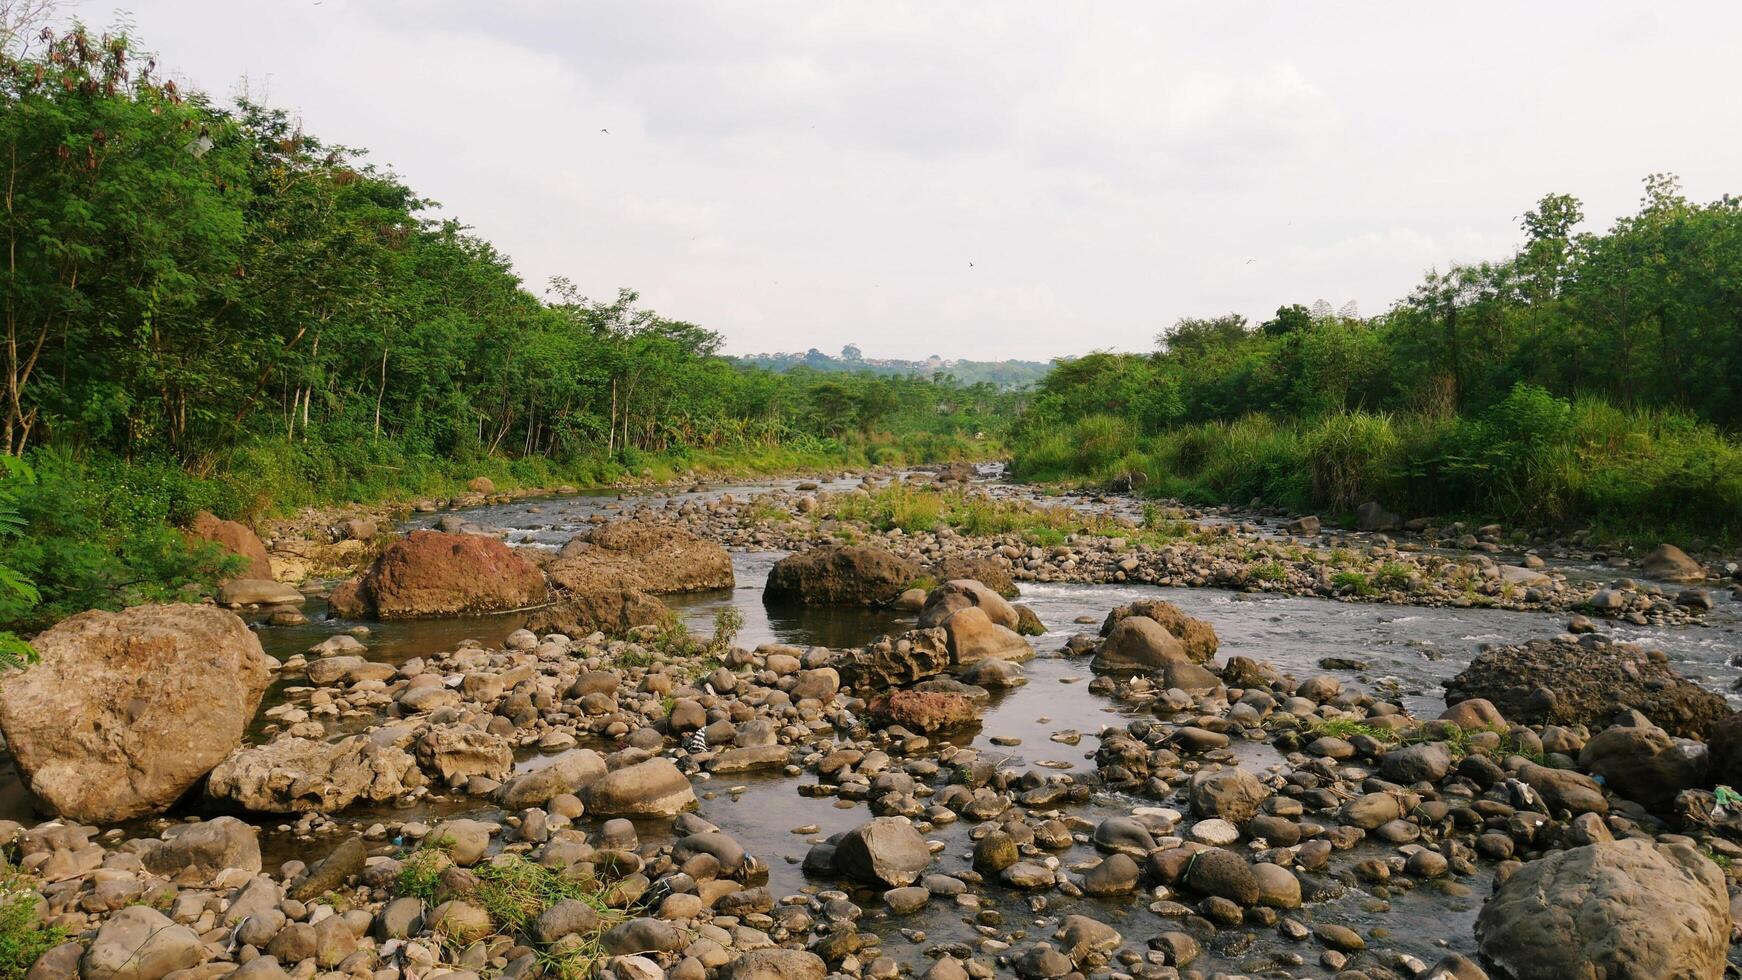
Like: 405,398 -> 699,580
18,476 -> 1742,973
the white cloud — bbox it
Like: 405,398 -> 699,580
59,0 -> 1742,361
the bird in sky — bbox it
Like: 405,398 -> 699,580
969,261 -> 975,268
601,128 -> 610,135
1245,258 -> 1257,264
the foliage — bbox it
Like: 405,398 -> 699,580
0,873 -> 64,980
1013,178 -> 1742,547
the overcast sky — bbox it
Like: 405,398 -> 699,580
56,1 -> 1742,360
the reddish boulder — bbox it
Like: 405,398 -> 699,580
335,531 -> 546,619
186,511 -> 272,580
868,689 -> 981,733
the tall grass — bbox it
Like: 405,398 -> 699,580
1011,387 -> 1742,548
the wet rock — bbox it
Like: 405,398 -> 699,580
0,604 -> 274,822
333,530 -> 547,619
218,579 -> 306,606
764,546 -> 921,607
497,750 -> 607,809
1379,742 -> 1452,784
1445,636 -> 1728,738
1081,853 -> 1139,895
141,816 -> 260,878
80,906 -> 204,980
1182,847 -> 1259,905
1013,944 -> 1072,979
958,658 -> 1025,689
207,733 -> 423,813
1475,839 -> 1727,980
585,758 -> 697,816
1188,767 -> 1269,825
867,690 -> 979,733
1098,599 -> 1218,661
1091,616 -> 1187,674
832,817 -> 932,887
1517,762 -> 1608,815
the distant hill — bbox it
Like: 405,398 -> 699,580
733,346 -> 1055,388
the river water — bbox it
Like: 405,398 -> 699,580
21,475 -> 1742,974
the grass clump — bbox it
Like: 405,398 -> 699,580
0,874 -> 67,980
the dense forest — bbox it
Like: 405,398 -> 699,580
0,24 -> 1014,630
1014,177 -> 1742,546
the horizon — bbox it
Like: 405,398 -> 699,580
56,0 -> 1742,361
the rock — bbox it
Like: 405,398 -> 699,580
207,734 -> 423,813
1091,615 -> 1187,674
1054,915 -> 1121,963
928,556 -> 1018,597
867,690 -> 979,733
1704,712 -> 1742,787
141,817 -> 260,878
1517,762 -> 1608,815
1578,723 -> 1702,812
1474,839 -> 1727,980
1445,637 -> 1728,738
1081,853 -> 1139,895
289,835 -> 366,901
1378,742 -> 1452,784
1098,599 -> 1218,661
186,511 -> 273,580
789,668 -> 840,702
1188,767 -> 1269,825
1285,515 -> 1321,535
832,817 -> 932,887
1091,817 -> 1155,857
497,750 -> 607,809
429,900 -> 492,945
532,899 -> 599,945
839,629 -> 951,690
893,588 -> 926,612
523,588 -> 672,638
80,906 -> 204,980
1012,604 -> 1046,636
958,658 -> 1025,689
718,948 -> 826,980
468,476 -> 496,494
600,918 -> 684,955
335,530 -> 547,619
217,579 -> 306,606
585,758 -> 696,816
28,942 -> 82,980
939,606 -> 1032,664
1355,501 -> 1401,531
1439,698 -> 1506,729
883,885 -> 929,913
1182,848 -> 1259,905
547,520 -> 733,594
1641,543 -> 1705,583
763,546 -> 922,607
417,727 -> 513,783
918,580 -> 1018,631
1252,862 -> 1301,907
0,604 -> 274,822
1013,944 -> 1072,979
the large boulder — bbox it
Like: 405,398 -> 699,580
81,906 -> 205,980
141,817 -> 261,878
207,734 -> 425,813
1474,839 -> 1727,980
1640,543 -> 1705,583
186,511 -> 273,581
547,520 -> 733,594
522,587 -> 671,638
1445,636 -> 1728,738
940,606 -> 1032,665
838,629 -> 951,690
332,530 -> 547,619
584,758 -> 696,816
1577,723 -> 1703,813
497,750 -> 607,809
415,727 -> 513,784
1188,767 -> 1270,825
764,546 -> 922,607
832,817 -> 932,887
1098,600 -> 1218,662
719,949 -> 827,980
918,580 -> 1018,630
1091,615 -> 1188,674
0,604 -> 274,823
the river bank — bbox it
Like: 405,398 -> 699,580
2,467 -> 1741,980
